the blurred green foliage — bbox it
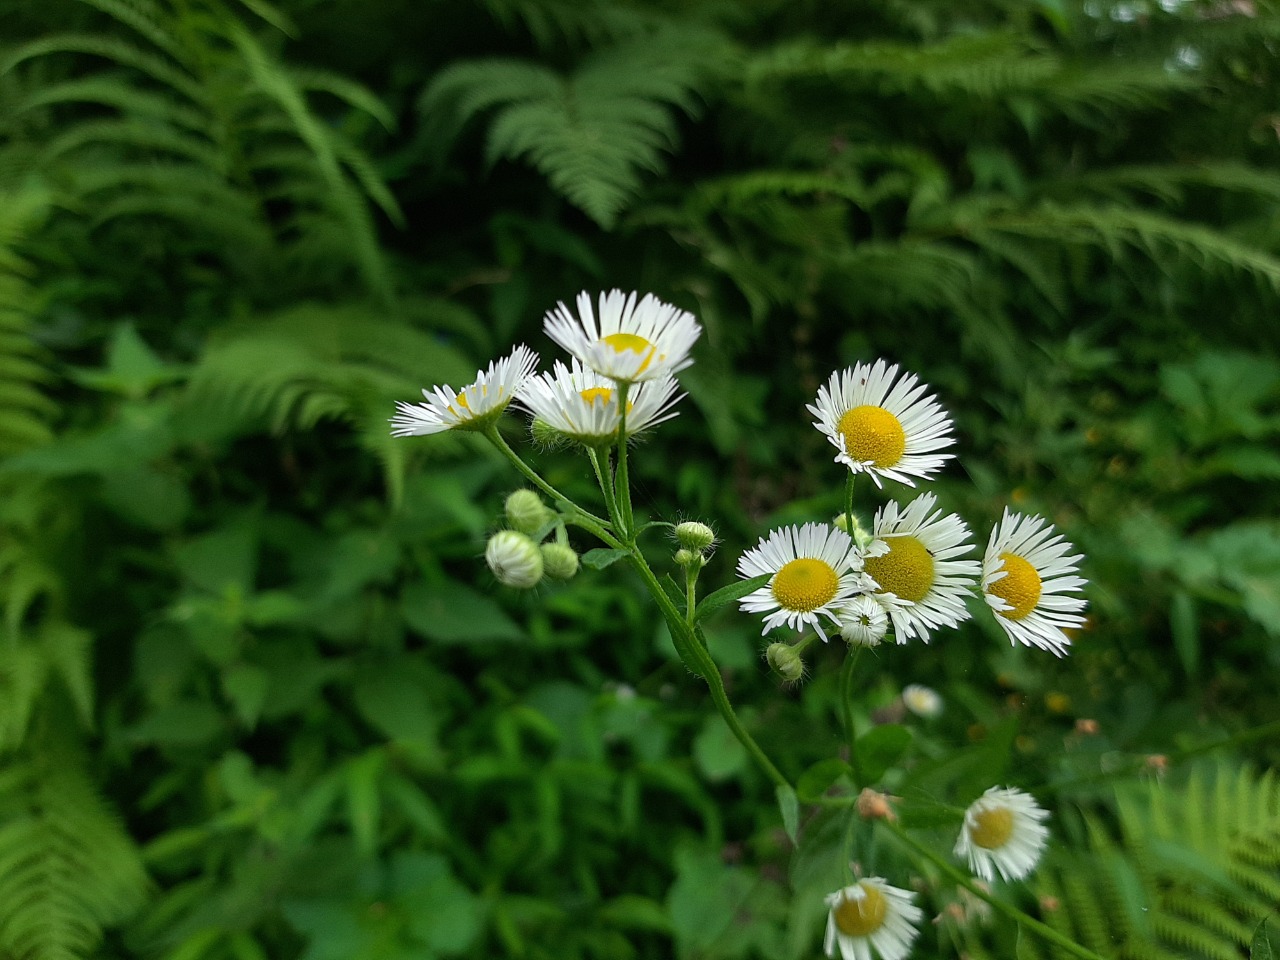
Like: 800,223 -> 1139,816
1,0 -> 1280,957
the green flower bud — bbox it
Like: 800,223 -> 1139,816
765,642 -> 805,683
485,530 -> 543,589
674,521 -> 716,553
832,512 -> 876,550
540,542 -> 580,580
674,548 -> 704,569
505,489 -> 552,535
530,417 -> 570,450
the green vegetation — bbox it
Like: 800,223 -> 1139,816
1,0 -> 1279,957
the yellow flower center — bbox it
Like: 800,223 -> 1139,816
833,884 -> 887,937
971,807 -> 1015,849
771,558 -> 839,612
601,332 -> 657,374
579,386 -> 614,405
864,536 -> 934,603
989,553 -> 1042,620
837,405 -> 906,468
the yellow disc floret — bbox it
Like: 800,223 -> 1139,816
771,558 -> 839,612
837,405 -> 906,468
971,806 -> 1015,849
989,553 -> 1042,620
579,386 -> 614,405
601,332 -> 657,374
864,536 -> 934,603
833,883 -> 887,937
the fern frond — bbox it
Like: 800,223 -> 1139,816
13,77 -> 209,132
0,731 -> 149,960
422,32 -> 722,227
1045,163 -> 1280,206
38,118 -> 223,169
0,188 -> 54,456
0,33 -> 202,103
73,0 -> 184,60
289,67 -> 396,131
976,203 -> 1280,292
481,0 -> 658,47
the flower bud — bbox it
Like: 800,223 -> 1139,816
674,548 -> 704,569
505,489 -> 552,536
485,530 -> 543,589
765,642 -> 805,682
529,417 -> 569,450
540,542 -> 580,580
674,521 -> 716,553
839,595 -> 889,647
832,512 -> 876,551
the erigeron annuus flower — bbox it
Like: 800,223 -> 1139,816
823,878 -> 923,960
543,290 -> 701,384
485,530 -> 544,589
809,360 -> 954,487
737,523 -> 869,641
517,359 -> 682,444
838,594 -> 889,647
982,510 -> 1087,657
391,344 -> 538,436
954,787 -> 1050,882
863,493 -> 979,643
901,684 -> 943,718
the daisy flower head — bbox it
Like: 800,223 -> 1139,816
901,683 -> 943,718
737,522 -> 868,641
954,786 -> 1050,882
391,344 -> 538,436
543,290 -> 701,384
863,492 -> 980,643
824,878 -> 923,960
838,594 -> 889,647
517,358 -> 682,445
982,510 -> 1087,657
808,360 -> 954,487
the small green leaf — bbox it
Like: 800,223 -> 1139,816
597,894 -> 672,933
695,574 -> 770,622
580,548 -> 629,570
796,759 -> 853,803
693,714 -> 748,782
222,663 -> 269,729
1252,915 -> 1276,960
402,580 -> 524,644
776,784 -> 800,844
856,725 -> 912,784
1170,589 -> 1198,676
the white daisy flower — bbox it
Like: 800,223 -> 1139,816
391,344 -> 538,436
543,290 -> 701,383
863,493 -> 980,643
838,594 -> 889,647
824,878 -> 923,960
982,510 -> 1087,657
954,786 -> 1050,882
901,684 -> 943,718
808,360 -> 954,487
517,358 -> 682,444
737,523 -> 869,641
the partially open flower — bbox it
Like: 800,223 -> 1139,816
954,787 -> 1050,882
824,878 -> 922,960
391,345 -> 538,436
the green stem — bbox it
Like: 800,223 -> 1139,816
841,648 -> 864,784
881,820 -> 1115,960
614,381 -> 634,539
587,446 -> 622,532
626,551 -> 789,790
685,563 -> 699,624
843,472 -> 856,542
483,426 -> 617,544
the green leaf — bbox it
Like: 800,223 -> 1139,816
1170,589 -> 1198,676
776,784 -> 800,844
580,548 -> 629,570
69,324 -> 186,398
343,751 -> 384,858
695,573 -> 770,622
796,759 -> 853,803
221,663 -> 269,729
856,725 -> 912,784
401,580 -> 524,644
1253,916 -> 1276,960
693,714 -> 747,782
598,894 -> 672,933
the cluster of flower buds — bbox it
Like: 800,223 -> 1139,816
484,490 -> 580,589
